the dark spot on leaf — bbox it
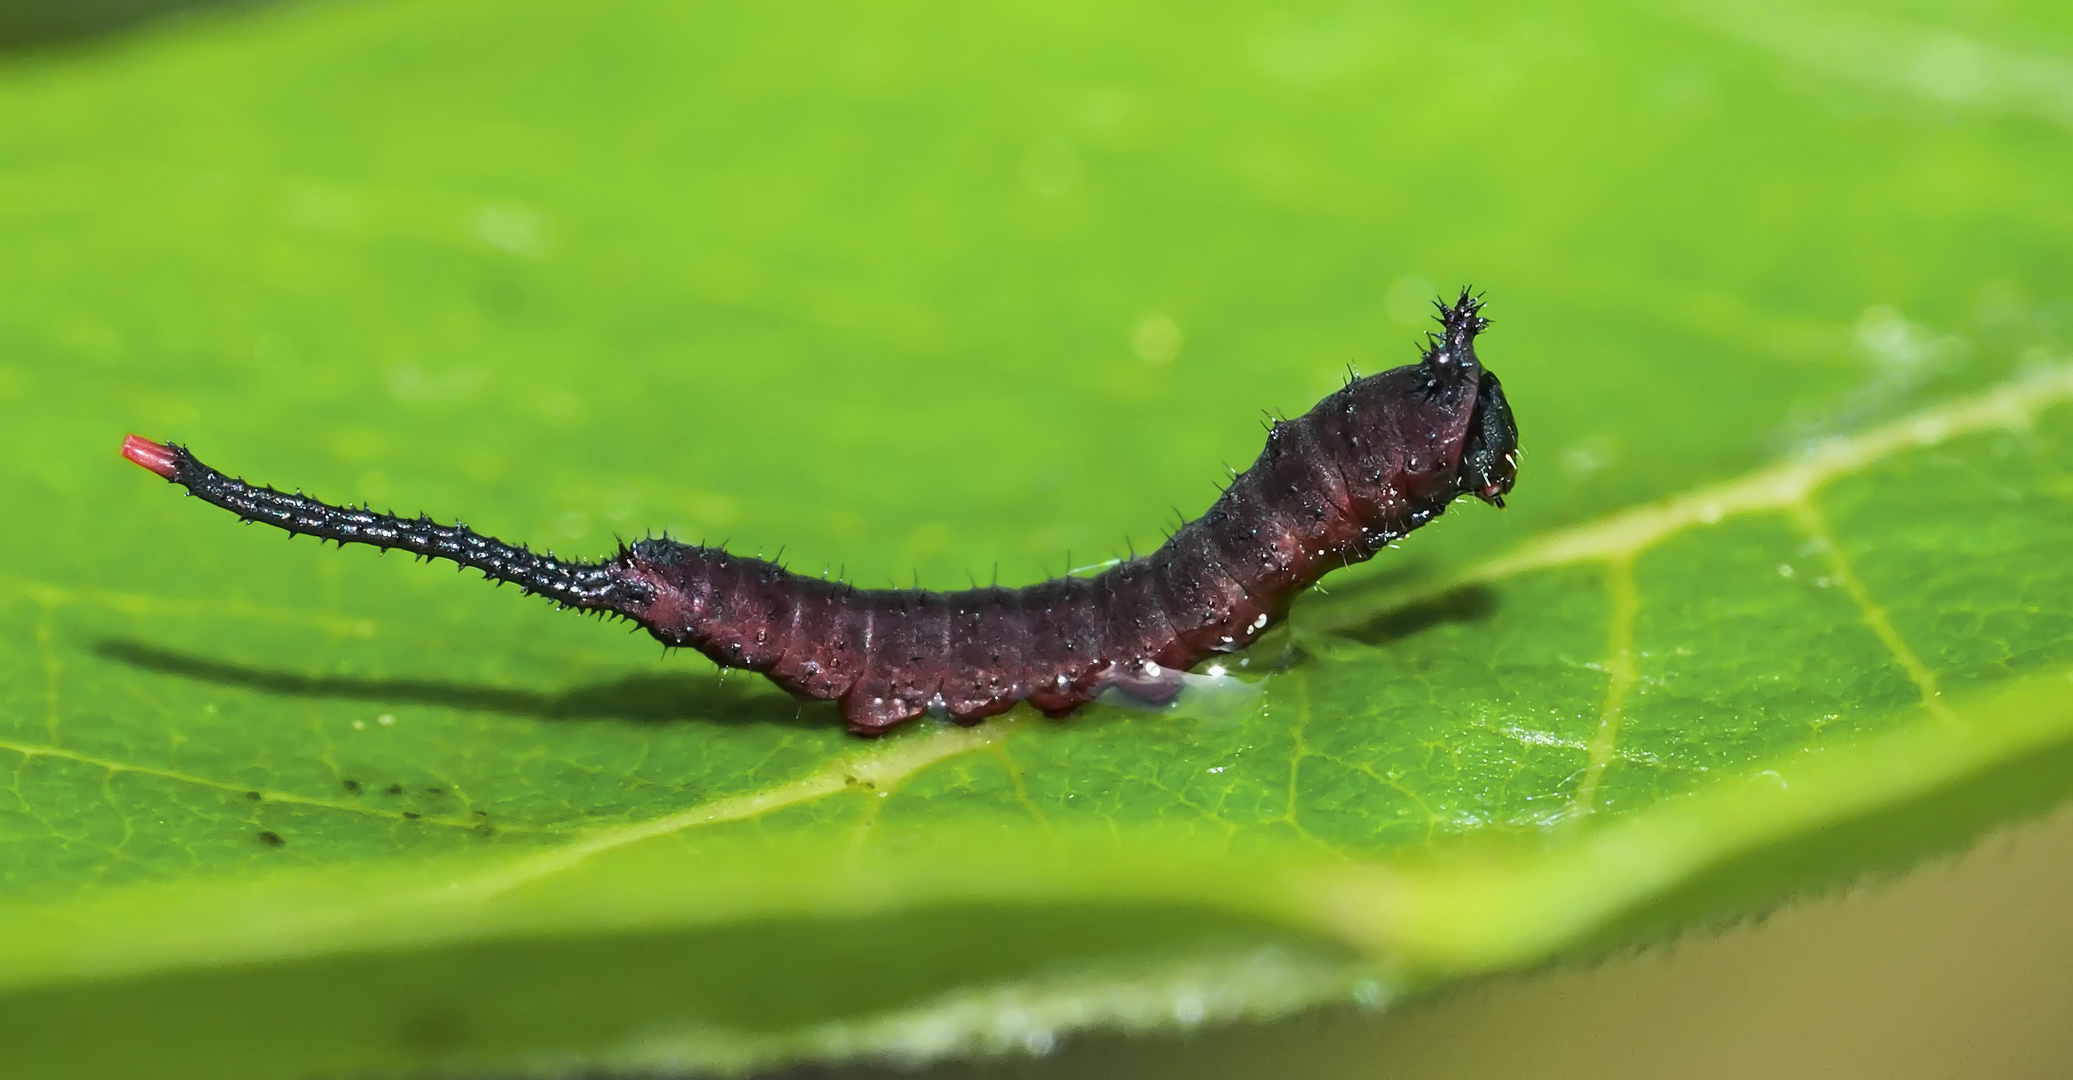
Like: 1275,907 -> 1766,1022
245,791 -> 262,801
343,779 -> 362,795
424,786 -> 445,796
256,830 -> 285,848
386,783 -> 404,796
402,811 -> 421,820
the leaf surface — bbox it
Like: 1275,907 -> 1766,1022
2,0 -> 2073,1075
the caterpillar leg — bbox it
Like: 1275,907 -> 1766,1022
1087,660 -> 1185,708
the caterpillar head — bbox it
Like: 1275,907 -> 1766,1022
1459,369 -> 1519,507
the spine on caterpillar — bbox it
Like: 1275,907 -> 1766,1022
121,289 -> 1518,735
118,434 -> 653,613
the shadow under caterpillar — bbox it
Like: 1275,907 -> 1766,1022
122,290 -> 1519,735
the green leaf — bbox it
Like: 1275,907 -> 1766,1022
3,0 -> 2072,1076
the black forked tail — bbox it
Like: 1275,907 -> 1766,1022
120,435 -> 652,612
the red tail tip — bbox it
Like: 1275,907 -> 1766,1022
121,434 -> 178,479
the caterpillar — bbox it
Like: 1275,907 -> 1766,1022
121,289 -> 1518,735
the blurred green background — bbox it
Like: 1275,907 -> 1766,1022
3,1 -> 2072,1077
0,0 -> 257,53
825,806 -> 2073,1080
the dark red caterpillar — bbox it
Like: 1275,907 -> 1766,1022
122,290 -> 1518,734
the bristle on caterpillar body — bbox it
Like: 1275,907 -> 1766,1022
122,290 -> 1520,735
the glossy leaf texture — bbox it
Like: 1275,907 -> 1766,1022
2,1 -> 2072,1076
